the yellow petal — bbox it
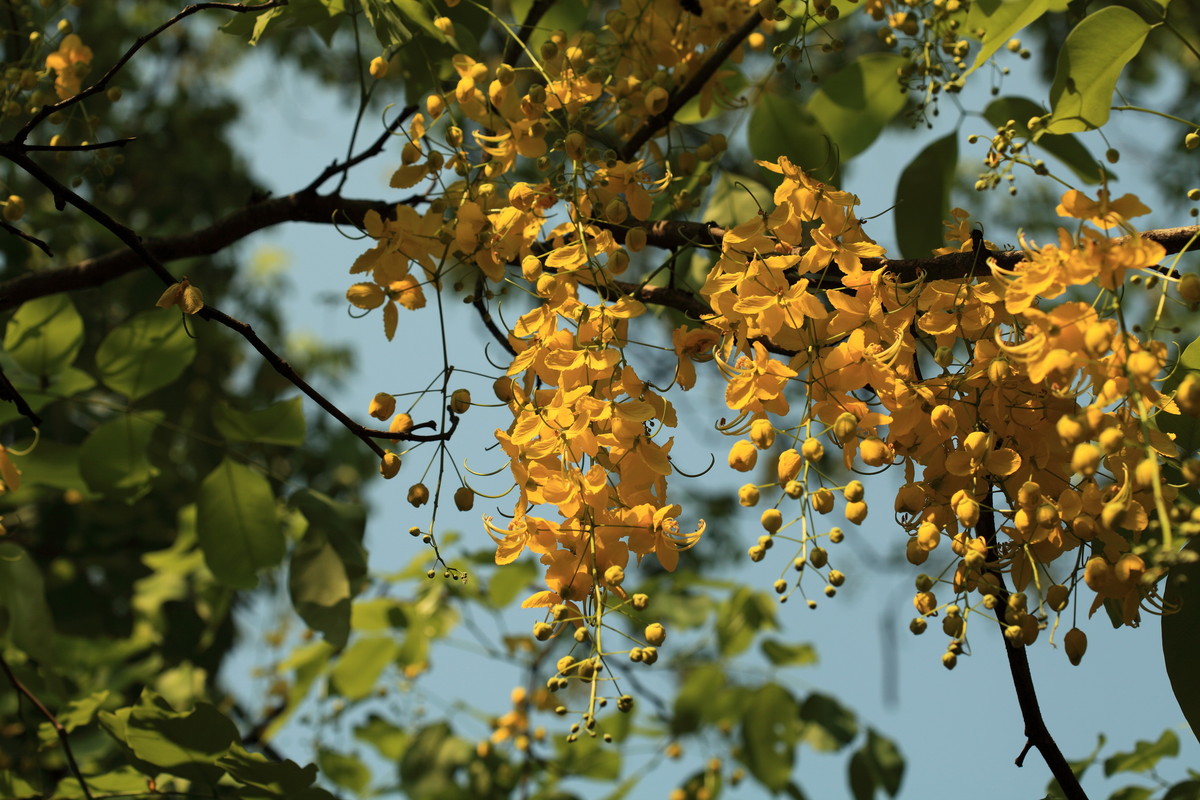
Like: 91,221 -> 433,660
383,302 -> 398,341
181,285 -> 204,315
346,282 -> 385,309
155,282 -> 183,309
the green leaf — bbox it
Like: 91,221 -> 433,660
265,640 -> 335,741
849,729 -> 905,800
806,54 -> 909,160
894,132 -> 958,258
740,684 -> 800,791
1045,6 -> 1152,134
1165,537 -> 1200,743
748,91 -> 833,179
124,690 -> 238,782
351,597 -> 407,631
79,411 -> 164,495
985,96 -> 1108,184
702,172 -> 771,229
399,722 -> 473,797
359,0 -> 415,48
38,690 -> 109,744
671,663 -> 729,735
95,311 -> 196,401
355,715 -> 410,760
0,770 -> 39,799
288,491 -> 368,649
220,742 -> 327,796
0,542 -> 55,663
317,749 -> 372,794
963,0 -> 1050,77
329,636 -> 398,700
1109,786 -> 1155,800
554,730 -> 622,780
11,440 -> 89,495
760,638 -> 818,667
1164,780 -> 1200,800
716,586 -> 778,656
52,767 -> 149,799
221,0 -> 346,46
213,397 -> 306,446
1105,730 -> 1180,775
486,557 -> 538,607
3,294 -> 84,377
196,458 -> 283,590
798,692 -> 858,751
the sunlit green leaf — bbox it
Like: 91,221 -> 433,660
1109,786 -> 1155,800
486,557 -> 538,607
355,715 -> 410,761
740,683 -> 800,791
0,770 -> 39,800
125,690 -> 238,782
676,70 -> 747,124
220,742 -> 329,797
197,458 -> 283,590
963,0 -> 1050,77
716,586 -> 778,656
806,54 -> 909,160
760,638 -> 819,667
289,489 -> 368,648
1045,6 -> 1151,134
329,636 -> 397,700
318,748 -> 372,794
895,132 -> 957,258
95,311 -> 196,401
79,411 -> 164,495
702,172 -> 771,229
399,722 -> 473,797
748,91 -> 833,180
672,664 -> 729,736
1105,729 -> 1180,775
849,728 -> 905,800
52,767 -> 148,799
38,690 -> 109,744
351,597 -> 407,631
799,692 -> 858,751
213,397 -> 306,446
555,729 -> 622,780
3,294 -> 83,377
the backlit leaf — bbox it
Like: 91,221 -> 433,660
125,690 -> 238,782
740,683 -> 800,791
329,636 -> 397,700
317,749 -> 372,794
288,490 -> 367,649
213,396 -> 306,446
79,411 -> 164,495
748,91 -> 833,180
96,311 -> 196,401
0,542 -> 55,663
760,638 -> 819,667
799,692 -> 858,751
3,294 -> 83,377
716,586 -> 778,656
196,458 -> 283,590
1165,536 -> 1200,744
1105,730 -> 1180,775
806,54 -> 909,160
963,0 -> 1050,77
1045,6 -> 1151,134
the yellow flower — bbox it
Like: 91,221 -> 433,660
1055,189 -> 1150,228
156,278 -> 204,315
45,34 -> 93,99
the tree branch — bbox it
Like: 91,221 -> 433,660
619,9 -> 763,161
978,489 -> 1089,800
15,1 -> 289,144
501,0 -> 555,67
0,192 -> 404,312
0,144 -> 453,456
0,653 -> 93,800
303,104 -> 418,195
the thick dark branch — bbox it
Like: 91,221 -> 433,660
501,0 -> 555,67
978,491 -> 1089,800
0,144 -> 452,456
15,1 -> 288,143
0,192 -> 401,312
0,654 -> 93,800
619,9 -> 763,160
23,137 -> 137,152
0,218 -> 52,256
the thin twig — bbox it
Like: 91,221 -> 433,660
0,654 -> 94,800
0,145 -> 454,457
15,1 -> 289,143
0,218 -> 52,256
0,364 -> 43,426
619,9 -> 763,160
303,104 -> 417,194
977,489 -> 1090,800
473,275 -> 517,357
23,137 -> 137,152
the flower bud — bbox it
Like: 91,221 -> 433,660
407,482 -> 430,507
379,452 -> 401,479
450,389 -> 471,414
738,484 -> 760,507
1064,627 -> 1087,665
777,449 -> 802,483
369,393 -> 396,420
761,508 -> 783,533
644,622 -> 666,646
728,440 -> 757,472
454,486 -> 474,511
749,418 -> 776,449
